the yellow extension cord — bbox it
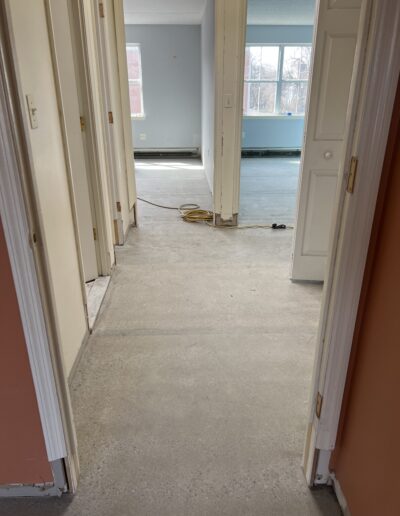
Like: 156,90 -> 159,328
137,197 -> 294,229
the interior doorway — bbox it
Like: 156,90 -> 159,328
47,0 -> 114,330
239,0 -> 363,283
239,1 -> 315,229
122,0 -> 215,217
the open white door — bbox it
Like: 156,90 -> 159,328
291,0 -> 362,281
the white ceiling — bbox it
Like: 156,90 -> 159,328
123,0 -> 207,25
123,0 -> 316,26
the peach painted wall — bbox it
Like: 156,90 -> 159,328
331,79 -> 400,516
0,220 -> 52,485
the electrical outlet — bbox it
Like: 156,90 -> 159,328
139,133 -> 147,141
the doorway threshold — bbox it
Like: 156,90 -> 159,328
85,276 -> 110,330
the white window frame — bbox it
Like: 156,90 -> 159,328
126,43 -> 145,119
243,43 -> 312,118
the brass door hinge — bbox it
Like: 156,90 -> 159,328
80,116 -> 85,131
316,392 -> 323,419
347,156 -> 358,194
116,201 -> 121,212
99,2 -> 105,18
93,227 -> 97,241
29,231 -> 38,247
108,111 -> 114,124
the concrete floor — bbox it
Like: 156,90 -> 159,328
240,157 -> 300,225
0,159 -> 340,515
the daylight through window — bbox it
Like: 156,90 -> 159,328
126,44 -> 144,118
243,45 -> 312,116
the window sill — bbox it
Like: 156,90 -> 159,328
243,115 -> 305,120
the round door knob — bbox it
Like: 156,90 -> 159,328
324,151 -> 333,160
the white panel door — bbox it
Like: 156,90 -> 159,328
291,0 -> 361,281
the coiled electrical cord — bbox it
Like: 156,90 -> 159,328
137,197 -> 293,229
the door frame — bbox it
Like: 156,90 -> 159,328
304,0 -> 400,484
71,0 -> 115,273
216,0 -> 400,486
43,0 -> 96,313
92,0 -> 124,245
213,0 -> 247,224
113,0 -> 137,217
0,0 -> 79,491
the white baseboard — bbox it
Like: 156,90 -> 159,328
331,474 -> 351,516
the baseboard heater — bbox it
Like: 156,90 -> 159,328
242,148 -> 301,158
134,148 -> 200,159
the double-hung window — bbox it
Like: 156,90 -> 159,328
126,44 -> 145,119
243,45 -> 312,116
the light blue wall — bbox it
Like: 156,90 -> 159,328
243,25 -> 314,150
125,25 -> 201,150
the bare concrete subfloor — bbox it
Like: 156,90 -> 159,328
1,159 -> 341,515
240,157 -> 300,225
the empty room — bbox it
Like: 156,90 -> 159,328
123,0 -> 215,225
240,0 -> 315,226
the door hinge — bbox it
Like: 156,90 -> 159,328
316,392 -> 323,419
221,135 -> 224,156
99,2 -> 105,18
93,227 -> 97,241
108,111 -> 114,124
116,201 -> 121,212
80,116 -> 85,131
346,156 -> 358,194
29,231 -> 38,248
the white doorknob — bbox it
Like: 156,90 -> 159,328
324,151 -> 333,160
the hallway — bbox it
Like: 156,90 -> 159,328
1,161 -> 340,515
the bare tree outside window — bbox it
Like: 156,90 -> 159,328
243,45 -> 312,116
126,44 -> 145,118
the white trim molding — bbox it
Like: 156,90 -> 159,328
0,30 -> 67,461
213,0 -> 247,223
305,0 -> 400,483
331,474 -> 352,516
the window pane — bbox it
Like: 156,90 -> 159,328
244,47 -> 251,81
249,47 -> 262,80
260,46 -> 279,80
259,82 -> 277,113
282,46 -> 312,81
243,82 -> 277,115
246,46 -> 279,81
126,46 -> 141,80
280,82 -> 308,115
129,82 -> 143,117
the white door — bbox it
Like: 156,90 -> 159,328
48,0 -> 99,282
291,0 -> 362,281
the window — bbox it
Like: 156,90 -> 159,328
126,44 -> 144,118
243,45 -> 312,116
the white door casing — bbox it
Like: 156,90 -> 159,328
213,0 -> 247,224
304,0 -> 400,485
95,0 -> 124,245
291,0 -> 362,281
113,0 -> 137,214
